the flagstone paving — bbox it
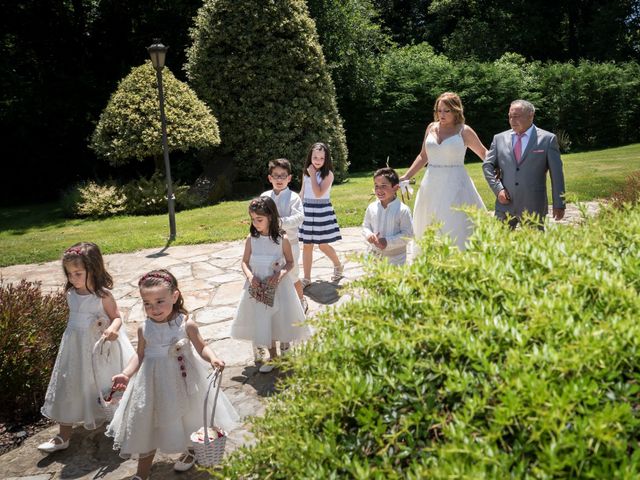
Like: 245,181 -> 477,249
0,202 -> 599,479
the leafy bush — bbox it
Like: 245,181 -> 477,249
611,171 -> 640,209
71,181 -> 128,218
121,172 -> 203,215
91,62 -> 220,166
0,281 -> 68,420
217,205 -> 640,478
186,0 -> 348,182
61,174 -> 204,218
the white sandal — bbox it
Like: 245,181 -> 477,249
174,450 -> 196,471
331,264 -> 344,282
37,435 -> 69,453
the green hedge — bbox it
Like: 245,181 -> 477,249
358,46 -> 640,169
216,205 -> 640,478
0,281 -> 68,420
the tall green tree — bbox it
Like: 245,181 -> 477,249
185,0 -> 348,183
306,0 -> 392,170
91,62 -> 220,168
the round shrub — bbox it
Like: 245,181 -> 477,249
91,62 -> 220,166
185,0 -> 348,182
216,205 -> 640,478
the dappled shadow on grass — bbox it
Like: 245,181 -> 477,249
0,202 -> 67,235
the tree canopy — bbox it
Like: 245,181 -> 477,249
91,62 -> 220,166
185,0 -> 348,182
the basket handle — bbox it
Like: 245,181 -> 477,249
202,369 -> 223,447
92,336 -> 124,405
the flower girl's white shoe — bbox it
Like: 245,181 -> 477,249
174,450 -> 196,471
37,435 -> 69,453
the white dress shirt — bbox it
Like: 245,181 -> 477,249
262,187 -> 304,241
362,197 -> 414,265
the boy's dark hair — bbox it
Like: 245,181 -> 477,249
268,158 -> 292,175
373,167 -> 400,186
248,196 -> 282,244
303,142 -> 333,179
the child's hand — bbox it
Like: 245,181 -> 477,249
102,327 -> 118,341
367,233 -> 378,245
211,358 -> 225,372
250,275 -> 261,288
267,272 -> 280,286
111,373 -> 130,391
307,165 -> 316,176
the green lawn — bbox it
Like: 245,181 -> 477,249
1,143 -> 639,267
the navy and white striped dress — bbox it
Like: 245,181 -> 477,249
299,172 -> 342,244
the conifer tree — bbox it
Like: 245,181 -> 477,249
185,0 -> 348,182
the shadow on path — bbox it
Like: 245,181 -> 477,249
304,280 -> 343,305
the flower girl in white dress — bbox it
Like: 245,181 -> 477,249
106,269 -> 238,480
39,242 -> 135,453
232,197 -> 310,372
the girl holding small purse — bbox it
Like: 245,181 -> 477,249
231,196 -> 311,373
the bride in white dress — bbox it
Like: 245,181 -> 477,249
400,92 -> 488,251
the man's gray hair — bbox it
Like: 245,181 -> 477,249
511,99 -> 535,115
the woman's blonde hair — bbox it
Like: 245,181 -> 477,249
433,92 -> 465,125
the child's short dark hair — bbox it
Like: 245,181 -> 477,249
268,158 -> 292,175
373,167 -> 400,186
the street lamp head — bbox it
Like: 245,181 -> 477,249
147,39 -> 168,71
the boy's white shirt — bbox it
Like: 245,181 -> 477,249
262,187 -> 304,240
362,197 -> 414,265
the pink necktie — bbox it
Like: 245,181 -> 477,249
514,133 -> 524,163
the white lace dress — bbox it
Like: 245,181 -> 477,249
41,289 -> 135,429
231,235 -> 310,347
413,129 -> 486,250
106,315 -> 239,458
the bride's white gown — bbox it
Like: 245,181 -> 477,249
413,128 -> 485,250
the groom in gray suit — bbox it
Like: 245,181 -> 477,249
483,99 -> 566,228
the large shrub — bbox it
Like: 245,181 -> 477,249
91,62 -> 220,166
0,281 -> 68,420
185,0 -> 348,182
217,205 -> 640,478
61,174 -> 203,218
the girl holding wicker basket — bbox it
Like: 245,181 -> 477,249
106,269 -> 238,480
39,242 -> 135,454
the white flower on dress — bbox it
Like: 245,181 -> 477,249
169,338 -> 190,357
272,260 -> 282,273
91,315 -> 109,337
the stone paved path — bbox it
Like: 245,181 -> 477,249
0,202 -> 599,479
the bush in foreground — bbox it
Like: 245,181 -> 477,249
216,205 -> 640,478
0,281 -> 67,421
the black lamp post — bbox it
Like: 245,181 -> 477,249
147,39 -> 176,240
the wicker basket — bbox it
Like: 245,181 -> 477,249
91,337 -> 124,420
190,370 -> 227,467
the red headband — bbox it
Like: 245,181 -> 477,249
139,271 -> 173,286
64,246 -> 84,256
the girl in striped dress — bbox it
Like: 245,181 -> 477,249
299,142 -> 344,287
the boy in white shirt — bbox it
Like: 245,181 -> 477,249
362,167 -> 414,266
262,158 -> 307,313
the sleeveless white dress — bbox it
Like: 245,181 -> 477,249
41,289 -> 135,429
413,128 -> 486,250
106,314 -> 238,458
231,235 -> 310,347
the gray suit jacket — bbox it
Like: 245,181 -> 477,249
483,126 -> 566,220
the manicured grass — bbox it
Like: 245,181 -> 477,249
1,143 -> 639,267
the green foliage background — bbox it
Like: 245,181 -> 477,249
216,205 -> 640,478
185,0 -> 348,182
91,62 -> 220,166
